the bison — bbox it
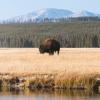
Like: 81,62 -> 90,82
39,38 -> 60,55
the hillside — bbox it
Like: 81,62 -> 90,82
4,8 -> 100,23
0,21 -> 100,47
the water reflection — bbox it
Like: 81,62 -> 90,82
0,88 -> 100,100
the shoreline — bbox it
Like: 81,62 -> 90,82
0,72 -> 99,93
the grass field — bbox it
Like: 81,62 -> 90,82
0,48 -> 100,90
0,48 -> 100,74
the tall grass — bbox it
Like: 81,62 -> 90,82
0,48 -> 100,90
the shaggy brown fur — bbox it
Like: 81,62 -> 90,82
39,38 -> 60,55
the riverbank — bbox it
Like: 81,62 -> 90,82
0,48 -> 100,91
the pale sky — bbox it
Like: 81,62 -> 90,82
0,0 -> 100,20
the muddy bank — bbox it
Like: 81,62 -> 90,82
0,73 -> 100,93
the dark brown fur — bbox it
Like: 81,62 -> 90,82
39,38 -> 60,55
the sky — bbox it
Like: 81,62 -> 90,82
0,0 -> 100,20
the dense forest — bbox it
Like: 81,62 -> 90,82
0,18 -> 100,47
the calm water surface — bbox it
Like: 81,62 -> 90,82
0,89 -> 100,100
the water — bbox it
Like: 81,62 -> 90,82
0,88 -> 100,100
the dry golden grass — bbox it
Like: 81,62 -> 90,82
0,48 -> 99,74
0,48 -> 100,89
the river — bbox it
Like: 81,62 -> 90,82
0,88 -> 100,100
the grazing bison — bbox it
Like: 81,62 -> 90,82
39,38 -> 60,55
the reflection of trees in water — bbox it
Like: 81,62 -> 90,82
9,88 -> 24,95
0,88 -> 99,97
20,88 -> 100,97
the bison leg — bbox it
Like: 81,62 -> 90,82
52,51 -> 54,55
49,50 -> 54,55
57,50 -> 60,55
49,52 -> 54,55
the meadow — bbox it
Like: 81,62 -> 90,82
0,48 -> 100,90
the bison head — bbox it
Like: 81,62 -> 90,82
39,44 -> 45,53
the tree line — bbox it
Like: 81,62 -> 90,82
0,20 -> 100,47
2,17 -> 100,24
